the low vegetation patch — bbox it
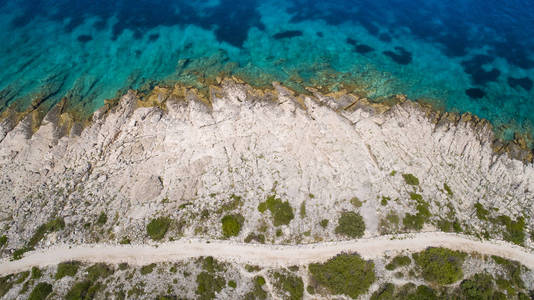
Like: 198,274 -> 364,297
309,253 -> 375,299
96,212 -> 107,226
146,217 -> 171,241
273,271 -> 304,300
56,261 -> 81,279
221,214 -> 244,238
335,211 -> 365,238
402,173 -> 420,185
28,282 -> 53,300
350,197 -> 362,207
443,183 -> 453,196
13,217 -> 65,260
258,195 -> 294,226
245,276 -> 268,299
412,247 -> 466,285
496,215 -> 525,246
196,272 -> 225,300
244,232 -> 265,244
0,235 -> 7,247
385,255 -> 411,271
404,195 -> 431,231
474,203 -> 489,220
140,263 -> 156,275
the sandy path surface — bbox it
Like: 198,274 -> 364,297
1,232 -> 533,275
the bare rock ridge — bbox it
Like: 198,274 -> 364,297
0,80 -> 532,256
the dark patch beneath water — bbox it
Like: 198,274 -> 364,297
10,0 -> 264,48
273,30 -> 303,40
465,88 -> 486,99
508,76 -> 533,91
379,32 -> 392,42
77,34 -> 93,43
461,55 -> 500,85
316,31 -> 323,37
346,38 -> 357,46
355,44 -> 374,54
148,33 -> 159,42
383,46 -> 412,65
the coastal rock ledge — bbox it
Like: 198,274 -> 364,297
0,80 -> 533,255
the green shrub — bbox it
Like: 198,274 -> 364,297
474,203 -> 489,220
335,212 -> 365,238
350,197 -> 362,207
309,253 -> 375,298
201,256 -> 226,273
31,267 -> 42,279
380,196 -> 390,206
96,212 -> 107,226
15,271 -> 30,284
299,202 -> 306,218
244,276 -> 268,300
196,272 -> 225,300
409,192 -> 423,201
0,235 -> 7,247
443,183 -> 453,196
146,217 -> 171,240
404,201 -> 431,231
402,174 -> 420,185
66,280 -> 94,300
319,219 -> 329,228
258,195 -> 294,226
56,261 -> 81,279
244,233 -> 265,244
273,272 -> 304,300
385,255 -> 411,270
497,215 -> 525,246
459,273 -> 494,300
29,218 -> 65,248
413,247 -> 466,284
28,282 -> 53,300
221,214 -> 244,238
371,283 -> 395,300
492,256 -> 524,289
140,263 -> 156,275
228,280 -> 237,288
86,263 -> 113,282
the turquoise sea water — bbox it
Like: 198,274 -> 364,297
1,0 -> 533,143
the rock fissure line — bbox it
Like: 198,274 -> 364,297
1,232 -> 533,275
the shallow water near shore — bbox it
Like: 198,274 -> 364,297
1,0 -> 533,144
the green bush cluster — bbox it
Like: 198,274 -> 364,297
221,214 -> 244,238
146,217 -> 171,241
443,183 -> 453,196
244,232 -> 265,244
385,255 -> 411,271
13,217 -> 65,260
258,195 -> 294,226
273,272 -> 304,300
404,194 -> 431,231
96,212 -> 107,226
319,219 -> 329,228
402,173 -> 420,185
335,211 -> 365,238
245,276 -> 268,300
474,203 -> 489,220
412,247 -> 466,285
140,263 -> 156,275
309,253 -> 375,299
350,197 -> 362,207
196,272 -> 225,300
65,263 -> 113,300
0,235 -> 7,247
28,282 -> 53,300
492,256 -> 525,289
56,261 -> 81,279
497,215 -> 525,246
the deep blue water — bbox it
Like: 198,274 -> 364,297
1,0 -> 533,143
